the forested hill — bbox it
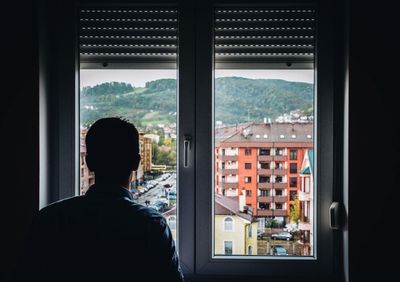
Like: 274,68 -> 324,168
80,77 -> 313,127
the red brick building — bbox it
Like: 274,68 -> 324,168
215,122 -> 313,222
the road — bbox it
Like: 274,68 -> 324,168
138,172 -> 176,206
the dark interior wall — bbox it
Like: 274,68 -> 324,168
349,0 -> 399,280
0,1 -> 39,281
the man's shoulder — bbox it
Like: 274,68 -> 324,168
38,196 -> 85,215
124,202 -> 167,225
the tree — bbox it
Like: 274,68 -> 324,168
289,196 -> 300,223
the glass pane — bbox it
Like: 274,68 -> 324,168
79,69 -> 178,241
214,69 -> 315,257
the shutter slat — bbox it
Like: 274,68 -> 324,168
215,8 -> 315,68
79,7 -> 177,67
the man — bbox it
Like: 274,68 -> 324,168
14,118 -> 184,282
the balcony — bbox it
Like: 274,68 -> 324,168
298,191 -> 311,201
258,182 -> 273,189
258,169 -> 273,175
273,155 -> 287,161
221,169 -> 238,176
298,221 -> 311,231
274,196 -> 287,203
220,155 -> 238,161
221,182 -> 238,189
258,155 -> 273,162
273,169 -> 287,176
257,209 -> 287,217
258,196 -> 273,203
272,182 -> 287,189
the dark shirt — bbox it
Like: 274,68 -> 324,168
14,184 -> 184,282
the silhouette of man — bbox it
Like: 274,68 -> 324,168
14,117 -> 184,282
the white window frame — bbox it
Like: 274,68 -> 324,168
41,0 -> 346,280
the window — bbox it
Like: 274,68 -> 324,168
248,224 -> 252,238
248,245 -> 252,255
290,177 -> 297,187
244,163 -> 252,169
168,216 -> 177,230
260,162 -> 270,169
244,176 -> 251,183
275,189 -> 283,196
259,148 -> 270,156
290,163 -> 297,174
245,190 -> 252,197
275,203 -> 283,210
223,217 -> 234,231
259,189 -> 270,197
224,241 -> 233,255
49,0 -> 341,279
290,150 -> 298,160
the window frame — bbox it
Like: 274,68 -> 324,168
44,0 -> 344,280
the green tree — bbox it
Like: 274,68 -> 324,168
290,196 -> 300,223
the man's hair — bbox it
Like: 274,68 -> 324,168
85,117 -> 140,182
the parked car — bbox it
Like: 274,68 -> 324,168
257,230 -> 265,239
271,231 -> 293,241
273,245 -> 288,256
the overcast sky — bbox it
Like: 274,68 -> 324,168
80,69 -> 313,88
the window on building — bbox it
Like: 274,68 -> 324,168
248,224 -> 252,238
224,217 -> 233,231
260,162 -> 270,169
290,177 -> 297,187
259,189 -> 271,197
259,176 -> 270,183
290,150 -> 298,160
259,203 -> 270,210
275,203 -> 283,210
275,148 -> 284,156
244,148 -> 251,156
275,189 -> 283,196
248,245 -> 253,255
244,163 -> 252,169
275,162 -> 283,169
259,148 -> 270,156
224,241 -> 233,255
246,190 -> 252,197
290,191 -> 297,201
290,163 -> 297,174
244,176 -> 251,183
275,176 -> 283,183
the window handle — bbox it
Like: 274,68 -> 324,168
183,135 -> 192,168
329,202 -> 345,230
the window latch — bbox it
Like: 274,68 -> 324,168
329,202 -> 345,230
183,135 -> 191,168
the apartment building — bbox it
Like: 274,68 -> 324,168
215,122 -> 313,222
139,132 -> 152,173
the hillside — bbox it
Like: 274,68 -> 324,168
80,77 -> 313,127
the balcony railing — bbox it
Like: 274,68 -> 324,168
273,169 -> 287,176
298,190 -> 311,201
273,155 -> 287,161
221,182 -> 238,189
258,155 -> 273,161
274,196 -> 288,203
272,182 -> 287,189
258,182 -> 273,189
258,196 -> 273,203
258,169 -> 273,175
298,221 -> 311,231
221,169 -> 238,175
220,155 -> 238,161
256,209 -> 287,217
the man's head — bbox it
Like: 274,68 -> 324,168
85,117 -> 140,184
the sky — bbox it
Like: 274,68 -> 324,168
80,69 -> 314,88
